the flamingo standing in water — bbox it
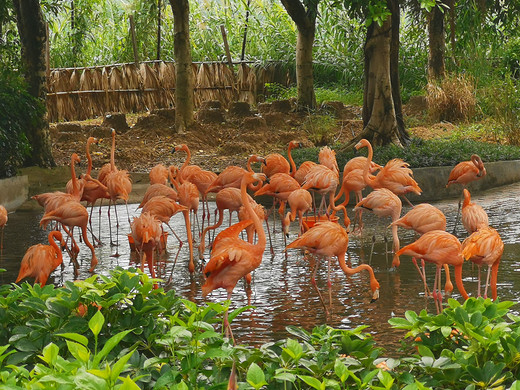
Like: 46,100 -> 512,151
461,189 -> 489,234
262,141 -> 301,178
286,221 -> 380,314
149,163 -> 169,185
205,154 -> 266,194
0,205 -> 7,253
16,231 -> 67,287
446,154 -> 486,233
130,212 -> 163,289
202,172 -> 267,338
355,139 -> 422,206
462,226 -> 503,300
354,188 -> 402,267
282,188 -> 313,237
396,230 -> 469,313
39,201 -> 98,273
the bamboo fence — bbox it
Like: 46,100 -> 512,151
46,60 -> 290,122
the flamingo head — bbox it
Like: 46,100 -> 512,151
355,139 -> 370,151
172,144 -> 188,153
71,153 -> 81,165
289,140 -> 302,149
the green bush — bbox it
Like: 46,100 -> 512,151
0,71 -> 40,178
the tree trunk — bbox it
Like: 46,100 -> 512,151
280,0 -> 317,110
295,27 -> 316,109
169,0 -> 194,133
428,5 -> 446,80
445,0 -> 458,66
13,0 -> 55,168
388,0 -> 407,144
356,18 -> 398,147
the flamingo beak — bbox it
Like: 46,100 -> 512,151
370,289 -> 380,303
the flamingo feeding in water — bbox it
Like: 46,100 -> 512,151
15,231 -> 67,287
461,189 -> 489,234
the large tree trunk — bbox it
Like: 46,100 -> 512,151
428,5 -> 446,80
13,0 -> 55,168
280,0 -> 317,110
169,0 -> 194,133
295,27 -> 316,109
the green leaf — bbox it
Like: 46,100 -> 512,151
57,333 -> 89,347
110,349 -> 135,382
273,372 -> 296,383
298,375 -> 323,390
118,375 -> 141,389
247,363 -> 267,389
228,305 -> 254,322
441,326 -> 453,338
39,343 -> 59,366
93,329 -> 133,367
417,344 -> 434,358
67,340 -> 90,364
89,310 -> 105,337
334,358 -> 350,383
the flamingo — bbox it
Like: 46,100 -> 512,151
396,230 -> 469,313
15,231 -> 67,287
302,164 -> 339,217
318,146 -> 339,177
282,188 -> 313,236
294,160 -> 318,185
142,195 -> 188,265
461,189 -> 489,234
130,212 -> 163,289
149,163 -> 169,185
202,172 -> 267,338
0,205 -> 7,253
138,183 -> 178,209
355,139 -> 422,206
286,221 -> 380,314
354,188 -> 402,267
389,203 -> 451,298
170,166 -> 197,273
446,154 -> 486,233
462,226 -> 503,300
39,201 -> 98,273
205,154 -> 266,194
97,129 -> 117,185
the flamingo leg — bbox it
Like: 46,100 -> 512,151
310,256 -> 329,316
452,190 -> 464,235
264,217 -> 275,256
327,257 -> 332,307
432,266 -> 441,314
223,291 -> 235,344
412,257 -> 431,298
483,265 -> 492,300
81,226 -> 98,272
111,202 -> 121,257
369,234 -> 376,265
165,223 -> 183,277
477,266 -> 482,297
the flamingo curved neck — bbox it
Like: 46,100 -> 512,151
110,132 -> 116,171
288,144 -> 297,176
241,176 -> 265,247
247,157 -> 263,191
86,139 -> 94,175
362,142 -> 377,187
70,157 -> 79,197
49,233 -> 63,262
181,146 -> 191,173
454,264 -> 469,299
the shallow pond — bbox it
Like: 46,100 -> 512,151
2,182 -> 520,355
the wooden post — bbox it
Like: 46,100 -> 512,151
220,25 -> 234,72
129,15 -> 139,65
156,0 -> 161,60
240,0 -> 251,61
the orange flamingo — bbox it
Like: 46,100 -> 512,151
130,212 -> 163,289
389,203 -> 451,298
355,139 -> 422,206
254,172 -> 300,224
205,155 -> 266,194
282,188 -> 313,236
461,189 -> 489,234
138,183 -> 178,209
33,153 -> 82,212
262,140 -> 300,178
446,154 -> 486,233
170,166 -> 197,273
97,129 -> 117,185
390,203 -> 446,235
302,164 -> 339,217
396,230 -> 469,313
202,172 -> 267,337
294,160 -> 318,185
0,205 -> 7,253
462,226 -> 503,300
40,201 -> 98,273
286,221 -> 380,313
66,138 -> 103,197
149,163 -> 169,185
318,146 -> 339,177
354,188 -> 402,267
15,231 -> 67,286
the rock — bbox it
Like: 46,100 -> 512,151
228,101 -> 252,118
270,99 -> 292,113
196,108 -> 225,124
102,112 -> 129,132
134,114 -> 169,130
150,108 -> 176,122
242,116 -> 267,130
55,122 -> 83,133
200,100 -> 222,110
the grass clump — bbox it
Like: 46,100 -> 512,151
299,114 -> 338,146
427,73 -> 476,123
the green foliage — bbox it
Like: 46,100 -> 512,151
299,114 -> 339,146
291,137 -> 520,171
0,71 -> 40,178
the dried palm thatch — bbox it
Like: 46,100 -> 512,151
46,61 -> 287,122
427,73 -> 476,122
